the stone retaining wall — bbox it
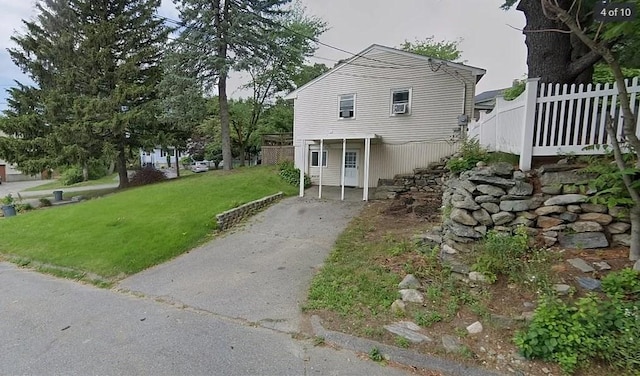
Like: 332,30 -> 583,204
375,164 -> 447,200
441,162 -> 631,250
216,192 -> 283,231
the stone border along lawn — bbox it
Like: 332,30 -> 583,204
216,192 -> 283,231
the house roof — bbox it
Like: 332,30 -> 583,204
474,88 -> 506,104
284,44 -> 487,100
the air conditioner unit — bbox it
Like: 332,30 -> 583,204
392,103 -> 408,114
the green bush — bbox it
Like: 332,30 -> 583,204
278,161 -> 311,188
60,166 -> 83,185
129,166 -> 168,187
515,269 -> 640,374
446,138 -> 489,173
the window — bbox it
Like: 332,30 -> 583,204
161,149 -> 176,157
311,150 -> 327,167
391,88 -> 412,115
338,94 -> 355,119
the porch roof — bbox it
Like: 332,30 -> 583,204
298,133 -> 380,142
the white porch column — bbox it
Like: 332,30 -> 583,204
299,141 -> 308,197
318,139 -> 324,198
340,138 -> 346,201
519,77 -> 540,171
363,137 -> 371,201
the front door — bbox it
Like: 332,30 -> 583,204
343,150 -> 358,187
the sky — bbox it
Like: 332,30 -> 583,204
0,0 -> 527,112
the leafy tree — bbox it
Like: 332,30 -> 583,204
291,63 -> 329,88
174,0 -> 294,170
539,0 -> 640,260
1,0 -> 168,188
399,36 -> 465,62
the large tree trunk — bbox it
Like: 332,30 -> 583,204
216,0 -> 232,171
116,145 -> 129,189
517,0 -> 600,84
219,75 -> 233,171
82,160 -> 89,182
631,206 -> 640,261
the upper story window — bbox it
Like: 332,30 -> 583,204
391,88 -> 412,115
339,94 -> 355,119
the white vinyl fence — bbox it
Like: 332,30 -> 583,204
468,77 -> 640,170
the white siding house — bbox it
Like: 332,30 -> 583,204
284,44 -> 486,200
140,147 -> 186,168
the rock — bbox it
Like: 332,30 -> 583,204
541,185 -> 563,195
490,314 -> 516,329
558,232 -> 609,249
383,321 -> 432,343
413,233 -> 442,247
519,211 -> 537,220
446,260 -> 471,275
562,184 -> 580,194
558,212 -> 578,223
399,274 -> 421,289
523,302 -> 536,311
511,217 -> 534,227
539,170 -> 592,186
513,170 -> 526,180
441,335 -> 462,353
634,260 -> 640,271
567,258 -> 595,273
450,208 -> 478,226
71,195 -> 85,202
579,213 -> 613,226
568,221 -> 603,233
543,236 -> 557,247
474,225 -> 487,236
441,244 -> 458,255
476,184 -> 507,197
391,300 -> 406,315
491,162 -> 515,176
452,196 -> 481,211
594,261 -> 612,271
544,194 -> 588,206
543,231 -> 558,237
467,174 -> 516,188
577,277 -> 601,291
500,194 -> 530,201
609,206 -> 630,222
399,289 -> 424,303
466,321 -> 483,335
566,205 -> 582,213
554,284 -> 571,295
481,202 -> 500,214
475,195 -> 500,204
447,178 -> 477,194
472,209 -> 493,226
613,234 -> 631,247
469,271 -> 489,282
500,200 -> 533,212
580,203 -> 608,213
608,222 -> 631,234
448,221 -> 483,239
509,181 -> 533,196
537,216 -> 563,229
546,224 -> 567,231
492,212 -> 516,226
535,205 -> 566,216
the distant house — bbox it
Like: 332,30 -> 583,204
284,44 -> 486,200
473,88 -> 506,120
140,147 -> 187,168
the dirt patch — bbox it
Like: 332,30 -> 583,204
305,198 -> 636,376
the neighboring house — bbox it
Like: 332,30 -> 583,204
474,88 -> 506,120
284,44 -> 485,200
140,147 -> 187,168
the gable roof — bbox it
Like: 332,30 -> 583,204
284,44 -> 487,100
474,88 -> 506,104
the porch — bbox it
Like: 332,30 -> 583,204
303,185 -> 376,202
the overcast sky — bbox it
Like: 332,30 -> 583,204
0,0 -> 527,111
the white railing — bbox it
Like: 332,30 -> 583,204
468,77 -> 640,170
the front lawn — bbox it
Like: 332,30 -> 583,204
0,166 -> 297,280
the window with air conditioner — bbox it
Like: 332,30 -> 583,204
391,88 -> 411,115
311,150 -> 327,167
338,94 -> 355,119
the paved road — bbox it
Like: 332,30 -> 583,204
0,179 -> 52,198
1,196 -> 414,375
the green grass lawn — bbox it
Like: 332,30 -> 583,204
0,166 -> 297,280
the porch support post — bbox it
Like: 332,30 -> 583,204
363,137 -> 371,201
318,139 -> 324,198
299,140 -> 308,197
519,77 -> 540,171
340,138 -> 346,201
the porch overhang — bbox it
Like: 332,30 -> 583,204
297,133 -> 380,201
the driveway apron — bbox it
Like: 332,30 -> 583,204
118,196 -> 364,333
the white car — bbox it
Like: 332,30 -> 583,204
190,161 -> 209,173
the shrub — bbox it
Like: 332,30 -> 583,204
15,203 -> 33,212
39,198 -> 52,207
129,166 -> 167,187
446,138 -> 489,173
515,269 -> 640,374
278,160 -> 311,188
61,166 -> 83,185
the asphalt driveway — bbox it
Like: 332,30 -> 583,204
118,196 -> 364,333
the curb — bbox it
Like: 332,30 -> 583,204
311,315 -> 506,376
